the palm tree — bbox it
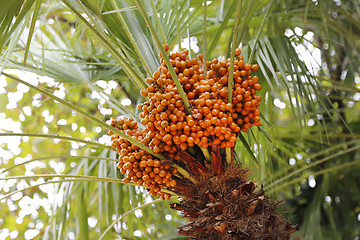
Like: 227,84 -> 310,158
0,0 -> 359,239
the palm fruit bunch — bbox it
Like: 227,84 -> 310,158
108,117 -> 176,200
139,46 -> 261,151
109,45 -> 298,239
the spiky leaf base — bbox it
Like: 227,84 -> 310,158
171,167 -> 298,240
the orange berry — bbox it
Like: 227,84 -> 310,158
254,121 -> 262,127
170,179 -> 177,187
205,104 -> 213,113
238,60 -> 245,69
213,138 -> 221,145
140,89 -> 148,97
163,134 -> 172,142
180,142 -> 187,151
251,64 -> 259,71
187,136 -> 195,144
254,84 -> 262,91
253,116 -> 261,122
124,162 -> 133,170
139,161 -> 147,168
153,146 -> 160,153
230,136 -> 237,143
180,134 -> 187,142
146,78 -> 154,84
159,170 -> 166,178
153,71 -> 160,79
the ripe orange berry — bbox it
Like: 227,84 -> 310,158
163,134 -> 172,142
254,84 -> 262,91
251,64 -> 259,71
153,146 -> 160,153
180,142 -> 187,150
170,179 -> 177,187
244,63 -> 251,71
153,71 -> 160,79
238,60 -> 245,69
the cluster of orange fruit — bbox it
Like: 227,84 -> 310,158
109,117 -> 176,200
139,46 -> 261,151
109,45 -> 262,199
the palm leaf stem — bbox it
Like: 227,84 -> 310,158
0,155 -> 118,174
248,0 -> 273,63
202,0 -> 207,82
227,0 -> 241,103
149,0 -> 167,44
0,133 -> 114,151
225,0 -> 242,165
200,147 -> 211,162
0,177 -> 133,203
23,0 -> 41,65
173,165 -> 198,184
110,0 -> 153,77
2,73 -> 164,159
134,0 -> 192,115
175,0 -> 181,47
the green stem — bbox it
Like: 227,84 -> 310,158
161,188 -> 176,195
134,0 -> 192,115
187,0 -> 191,59
23,0 -> 41,65
226,147 -> 232,165
0,174 -> 124,182
0,133 -> 114,151
233,0 -> 252,51
227,0 -> 242,103
248,0 -> 274,63
0,178 -> 127,202
149,0 -> 167,44
258,126 -> 272,143
3,73 -> 164,159
0,155 -> 118,174
110,0 -> 153,77
200,147 -> 211,162
175,0 -> 181,47
202,0 -> 207,82
225,1 -> 242,164
172,164 -> 198,184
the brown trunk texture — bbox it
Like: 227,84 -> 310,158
170,153 -> 298,240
